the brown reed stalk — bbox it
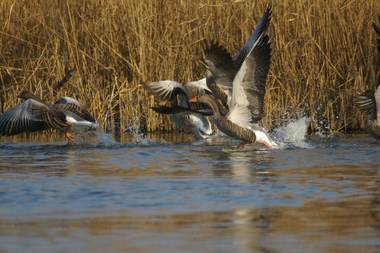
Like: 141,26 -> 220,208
0,0 -> 379,135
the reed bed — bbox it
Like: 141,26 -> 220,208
0,0 -> 379,134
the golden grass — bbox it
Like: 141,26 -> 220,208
0,0 -> 379,133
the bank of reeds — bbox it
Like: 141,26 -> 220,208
0,0 -> 379,133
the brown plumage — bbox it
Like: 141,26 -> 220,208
191,32 -> 277,149
353,87 -> 380,140
0,91 -> 97,141
141,79 -> 214,138
198,7 -> 271,123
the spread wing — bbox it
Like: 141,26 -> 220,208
200,41 -> 238,89
0,99 -> 66,136
228,33 -> 271,126
141,80 -> 188,107
234,7 -> 272,68
55,96 -> 95,123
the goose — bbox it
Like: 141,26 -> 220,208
353,87 -> 380,141
0,91 -> 98,141
197,7 -> 272,109
190,33 -> 277,149
141,79 -> 215,138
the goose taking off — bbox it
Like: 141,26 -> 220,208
197,7 -> 272,109
353,87 -> 380,141
191,32 -> 277,149
0,91 -> 99,141
141,79 -> 215,138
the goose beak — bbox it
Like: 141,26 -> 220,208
196,56 -> 202,61
263,140 -> 276,149
17,94 -> 21,98
359,92 -> 365,96
189,97 -> 198,103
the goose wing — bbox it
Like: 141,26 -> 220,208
55,96 -> 95,123
353,90 -> 374,114
234,7 -> 272,68
151,105 -> 213,116
200,41 -> 238,89
228,33 -> 272,126
0,99 -> 67,136
141,80 -> 188,108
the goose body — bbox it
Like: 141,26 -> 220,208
192,30 -> 277,149
0,91 -> 98,141
141,79 -> 214,138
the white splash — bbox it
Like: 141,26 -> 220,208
126,117 -> 166,146
272,117 -> 312,149
96,130 -> 118,146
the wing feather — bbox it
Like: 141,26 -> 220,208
229,34 -> 271,125
55,96 -> 95,123
0,100 -> 66,136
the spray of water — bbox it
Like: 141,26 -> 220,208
272,117 -> 312,149
125,117 -> 167,146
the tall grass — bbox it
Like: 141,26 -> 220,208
0,0 -> 379,133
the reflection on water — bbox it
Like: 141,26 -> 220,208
0,131 -> 380,252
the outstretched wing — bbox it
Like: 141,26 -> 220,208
229,33 -> 272,125
0,99 -> 66,136
141,80 -> 188,107
234,7 -> 272,68
199,41 -> 238,89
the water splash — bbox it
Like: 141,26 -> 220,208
125,117 -> 167,146
96,130 -> 118,146
272,117 -> 312,149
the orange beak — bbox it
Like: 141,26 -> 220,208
196,56 -> 202,61
359,92 -> 365,96
17,94 -> 21,98
189,97 -> 198,103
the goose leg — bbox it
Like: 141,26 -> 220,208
237,141 -> 247,148
262,140 -> 276,149
64,122 -> 74,142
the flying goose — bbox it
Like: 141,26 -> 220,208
190,33 -> 277,149
0,91 -> 98,141
141,79 -> 215,138
197,7 -> 272,109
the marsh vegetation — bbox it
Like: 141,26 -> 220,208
1,0 -> 379,134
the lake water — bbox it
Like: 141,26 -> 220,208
0,118 -> 379,253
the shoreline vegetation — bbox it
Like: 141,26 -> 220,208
1,0 -> 380,135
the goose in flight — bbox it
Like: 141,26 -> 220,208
141,79 -> 215,138
0,91 -> 99,141
197,7 -> 272,110
191,32 -> 277,149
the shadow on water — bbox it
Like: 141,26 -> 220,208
0,129 -> 380,252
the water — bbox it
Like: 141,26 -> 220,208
0,118 -> 380,253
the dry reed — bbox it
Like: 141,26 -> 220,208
0,0 -> 379,134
